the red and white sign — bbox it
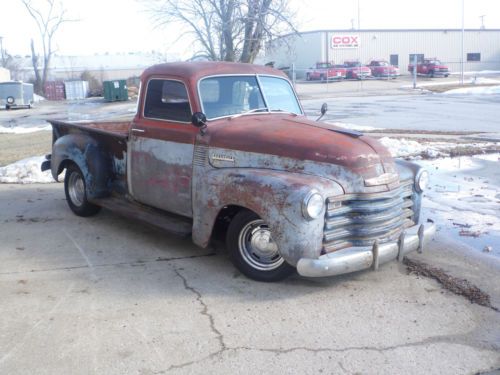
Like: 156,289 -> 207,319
331,35 -> 359,49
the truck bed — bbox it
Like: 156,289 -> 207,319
48,119 -> 131,139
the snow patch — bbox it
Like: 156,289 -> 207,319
0,156 -> 55,184
379,137 -> 443,158
326,121 -> 382,132
418,154 -> 500,256
0,124 -> 52,134
442,85 -> 500,95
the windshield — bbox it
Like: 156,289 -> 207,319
199,75 -> 302,119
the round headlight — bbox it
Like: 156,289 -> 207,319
302,190 -> 324,220
416,169 -> 429,192
6,96 -> 15,104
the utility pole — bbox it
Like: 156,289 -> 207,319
0,36 -> 5,67
479,15 -> 485,29
460,0 -> 465,85
357,0 -> 361,29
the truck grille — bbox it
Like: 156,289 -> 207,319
323,180 -> 414,253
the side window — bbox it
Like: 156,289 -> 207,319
144,79 -> 191,122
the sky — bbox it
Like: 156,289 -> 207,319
0,0 -> 499,59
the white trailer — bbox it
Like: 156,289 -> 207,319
0,82 -> 34,109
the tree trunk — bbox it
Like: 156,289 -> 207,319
30,39 -> 42,95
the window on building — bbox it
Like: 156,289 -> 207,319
390,54 -> 399,67
467,53 -> 481,62
409,54 -> 424,64
144,79 -> 191,122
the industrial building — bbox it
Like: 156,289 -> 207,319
266,29 -> 500,77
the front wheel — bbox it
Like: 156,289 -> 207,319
64,164 -> 101,217
226,210 -> 295,282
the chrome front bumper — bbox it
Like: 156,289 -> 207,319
296,221 -> 436,277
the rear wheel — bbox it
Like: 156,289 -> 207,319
429,70 -> 435,78
320,74 -> 326,82
226,210 -> 295,282
64,164 -> 101,217
306,73 -> 311,81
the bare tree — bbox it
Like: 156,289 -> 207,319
145,0 -> 296,63
21,0 -> 74,94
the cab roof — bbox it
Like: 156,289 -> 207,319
141,61 -> 287,81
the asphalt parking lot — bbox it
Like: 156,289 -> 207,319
1,183 -> 499,374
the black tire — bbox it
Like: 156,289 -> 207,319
64,164 -> 101,217
306,73 -> 311,81
320,74 -> 326,82
429,70 -> 434,78
226,210 -> 295,282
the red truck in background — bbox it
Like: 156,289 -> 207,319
344,61 -> 372,79
367,60 -> 398,78
408,58 -> 450,77
306,62 -> 347,81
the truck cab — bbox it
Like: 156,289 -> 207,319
43,62 -> 435,282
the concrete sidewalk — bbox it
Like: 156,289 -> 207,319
0,183 -> 499,374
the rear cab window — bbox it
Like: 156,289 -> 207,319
144,79 -> 192,122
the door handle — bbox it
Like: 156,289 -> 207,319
131,128 -> 145,133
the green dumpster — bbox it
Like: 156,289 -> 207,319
103,80 -> 128,102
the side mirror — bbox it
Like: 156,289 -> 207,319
191,112 -> 207,134
316,102 -> 328,121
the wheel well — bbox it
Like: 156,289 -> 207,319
57,159 -> 76,175
211,205 -> 250,242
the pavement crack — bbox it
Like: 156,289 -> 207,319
0,253 -> 215,276
168,265 -> 226,371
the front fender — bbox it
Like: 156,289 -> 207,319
192,168 -> 343,266
51,133 -> 111,199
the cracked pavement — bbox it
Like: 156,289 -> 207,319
0,184 -> 499,374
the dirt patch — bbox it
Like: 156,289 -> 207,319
0,131 -> 52,167
424,83 -> 499,93
403,257 -> 498,311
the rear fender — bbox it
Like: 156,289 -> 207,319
51,133 -> 111,199
192,168 -> 343,265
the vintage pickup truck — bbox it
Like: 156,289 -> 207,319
408,58 -> 450,77
42,62 -> 435,282
305,62 -> 346,82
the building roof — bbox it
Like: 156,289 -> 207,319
273,28 -> 500,41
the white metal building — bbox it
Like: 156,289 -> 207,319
266,29 -> 500,77
0,67 -> 10,82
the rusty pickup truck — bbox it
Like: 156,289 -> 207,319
42,62 -> 435,282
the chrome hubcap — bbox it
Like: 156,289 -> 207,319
68,172 -> 85,207
238,219 -> 284,271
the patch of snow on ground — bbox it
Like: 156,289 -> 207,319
443,85 -> 500,95
326,121 -> 383,132
379,137 -> 444,158
401,77 -> 500,89
418,154 -> 500,257
0,156 -> 55,183
0,124 -> 52,134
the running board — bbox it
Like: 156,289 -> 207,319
91,196 -> 192,238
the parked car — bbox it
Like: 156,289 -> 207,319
306,62 -> 346,81
367,60 -> 398,78
408,58 -> 450,77
0,82 -> 33,109
42,61 -> 435,282
344,60 -> 372,79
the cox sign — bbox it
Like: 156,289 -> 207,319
331,35 -> 359,49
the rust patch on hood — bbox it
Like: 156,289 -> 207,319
207,114 -> 396,176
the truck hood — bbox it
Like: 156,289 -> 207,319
207,114 -> 397,183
